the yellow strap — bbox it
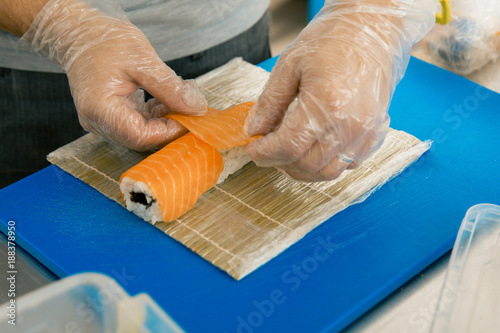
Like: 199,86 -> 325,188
436,0 -> 451,25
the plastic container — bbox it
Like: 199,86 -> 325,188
430,203 -> 500,333
417,0 -> 500,75
0,272 -> 184,332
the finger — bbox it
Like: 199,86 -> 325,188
83,95 -> 188,151
283,155 -> 351,182
344,125 -> 387,169
131,118 -> 188,151
346,161 -> 360,170
131,58 -> 207,116
244,54 -> 300,137
145,98 -> 172,118
245,99 -> 317,167
281,139 -> 341,174
115,114 -> 187,151
125,94 -> 188,150
345,144 -> 372,170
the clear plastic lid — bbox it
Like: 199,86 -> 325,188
0,272 -> 184,333
430,203 -> 500,333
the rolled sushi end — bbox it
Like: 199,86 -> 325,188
120,177 -> 163,225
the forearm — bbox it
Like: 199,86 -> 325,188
311,0 -> 436,86
0,0 -> 49,36
319,0 -> 436,43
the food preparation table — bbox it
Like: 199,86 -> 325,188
1,56 -> 499,332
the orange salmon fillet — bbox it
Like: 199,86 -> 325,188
121,102 -> 258,223
120,133 -> 223,222
165,101 -> 257,149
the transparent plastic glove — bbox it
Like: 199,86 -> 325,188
245,0 -> 436,181
21,0 -> 207,151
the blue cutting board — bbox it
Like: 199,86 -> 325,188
1,57 -> 500,332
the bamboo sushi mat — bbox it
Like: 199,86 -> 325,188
48,58 -> 431,280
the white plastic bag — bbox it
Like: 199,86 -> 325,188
418,0 -> 500,75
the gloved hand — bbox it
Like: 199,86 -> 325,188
21,0 -> 207,151
244,0 -> 436,181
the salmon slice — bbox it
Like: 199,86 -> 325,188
121,102 -> 258,223
120,133 -> 223,223
165,101 -> 258,149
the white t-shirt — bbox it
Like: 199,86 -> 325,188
0,0 -> 269,73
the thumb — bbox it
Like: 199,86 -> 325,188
244,58 -> 299,136
134,59 -> 207,115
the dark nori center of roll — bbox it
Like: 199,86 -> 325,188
130,191 -> 155,208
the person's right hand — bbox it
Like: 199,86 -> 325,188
21,0 -> 207,151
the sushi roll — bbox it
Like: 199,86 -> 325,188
120,102 -> 256,223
